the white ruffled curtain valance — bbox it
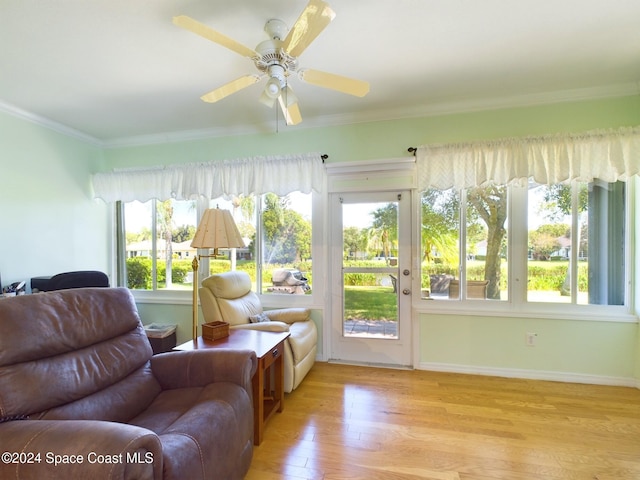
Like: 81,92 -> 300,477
416,126 -> 640,190
92,153 -> 325,203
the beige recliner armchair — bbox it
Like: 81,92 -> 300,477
200,271 -> 317,393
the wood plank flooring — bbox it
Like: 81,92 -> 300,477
245,362 -> 640,480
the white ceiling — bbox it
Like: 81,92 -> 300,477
1,0 -> 639,146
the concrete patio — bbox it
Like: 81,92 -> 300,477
343,319 -> 398,338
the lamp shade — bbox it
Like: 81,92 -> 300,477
190,208 -> 245,249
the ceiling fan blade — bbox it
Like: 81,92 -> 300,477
201,75 -> 262,103
278,96 -> 302,125
281,85 -> 299,107
282,0 -> 336,58
299,69 -> 370,97
173,15 -> 259,59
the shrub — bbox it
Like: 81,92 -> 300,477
126,257 -> 151,289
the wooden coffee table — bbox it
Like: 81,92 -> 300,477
175,329 -> 290,445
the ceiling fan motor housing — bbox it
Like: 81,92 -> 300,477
255,19 -> 299,90
264,18 -> 288,40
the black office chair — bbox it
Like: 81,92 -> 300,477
32,271 -> 109,292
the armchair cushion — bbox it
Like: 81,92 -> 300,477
232,322 -> 290,332
264,307 -> 310,324
199,270 -> 318,393
288,321 -> 318,364
201,273 -> 262,326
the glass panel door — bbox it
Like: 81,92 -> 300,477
330,191 -> 412,367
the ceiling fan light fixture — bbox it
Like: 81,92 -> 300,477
262,63 -> 287,100
265,77 -> 282,98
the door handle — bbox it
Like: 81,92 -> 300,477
402,288 -> 411,295
403,269 -> 410,276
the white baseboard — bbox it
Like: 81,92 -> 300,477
418,362 -> 639,388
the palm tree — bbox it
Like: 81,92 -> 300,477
157,200 -> 174,288
368,203 -> 398,265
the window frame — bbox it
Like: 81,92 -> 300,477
416,180 -> 635,322
119,192 -> 323,309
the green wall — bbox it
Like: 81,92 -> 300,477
102,95 -> 640,168
420,314 -> 637,383
0,111 -> 109,288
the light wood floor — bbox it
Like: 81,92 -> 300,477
245,362 -> 640,480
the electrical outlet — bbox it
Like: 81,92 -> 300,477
526,332 -> 537,346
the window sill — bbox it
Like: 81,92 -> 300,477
130,288 -> 319,309
131,289 -> 192,305
414,299 -> 638,323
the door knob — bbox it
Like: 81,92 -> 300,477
403,269 -> 410,276
402,289 -> 411,295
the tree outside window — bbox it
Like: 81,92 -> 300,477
122,192 -> 313,296
421,179 -> 626,307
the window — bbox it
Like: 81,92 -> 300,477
420,179 -> 628,310
421,186 -> 509,302
527,181 -> 625,306
123,199 -> 197,291
121,192 -> 313,297
258,192 -> 312,295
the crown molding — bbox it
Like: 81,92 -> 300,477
328,82 -> 640,125
0,100 -> 103,147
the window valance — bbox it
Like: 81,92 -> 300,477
416,126 -> 640,190
92,152 -> 325,203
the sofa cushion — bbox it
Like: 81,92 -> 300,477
130,382 -> 253,480
0,288 -> 156,419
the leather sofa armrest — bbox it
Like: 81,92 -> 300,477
151,349 -> 257,394
231,321 -> 290,332
0,420 -> 162,480
264,307 -> 311,324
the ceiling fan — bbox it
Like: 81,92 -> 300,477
173,0 -> 370,125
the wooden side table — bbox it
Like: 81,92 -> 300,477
175,329 -> 290,445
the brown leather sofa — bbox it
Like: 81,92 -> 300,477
0,287 -> 256,480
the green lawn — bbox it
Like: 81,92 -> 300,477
344,286 -> 397,321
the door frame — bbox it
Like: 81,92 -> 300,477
324,158 -> 419,368
328,189 -> 414,368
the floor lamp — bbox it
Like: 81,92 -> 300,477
190,208 -> 245,341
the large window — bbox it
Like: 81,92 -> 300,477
527,181 -> 625,306
420,180 -> 628,310
121,192 -> 313,297
421,186 -> 509,302
123,199 -> 197,291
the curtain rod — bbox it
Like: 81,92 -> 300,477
321,154 -> 328,163
407,147 -> 417,156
